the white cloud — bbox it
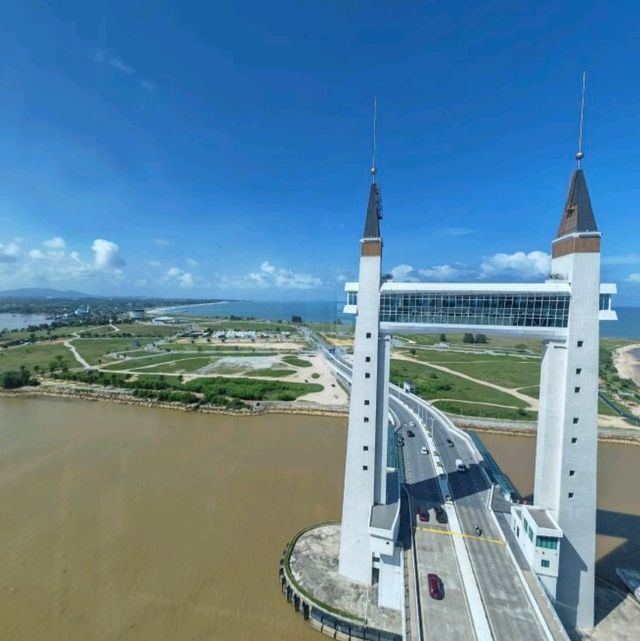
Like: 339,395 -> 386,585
480,251 -> 550,279
390,263 -> 469,282
92,239 -> 125,271
186,257 -> 198,267
626,273 -> 640,283
148,260 -> 162,267
29,249 -> 46,259
94,49 -> 134,75
154,238 -> 170,247
215,261 -> 323,290
165,266 -> 195,288
0,241 -> 22,263
43,236 -> 66,250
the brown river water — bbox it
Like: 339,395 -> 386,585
1,397 -> 639,641
0,398 -> 346,641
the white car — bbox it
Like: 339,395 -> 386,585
409,421 -> 415,427
421,446 -> 429,455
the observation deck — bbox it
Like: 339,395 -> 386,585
344,281 -> 617,341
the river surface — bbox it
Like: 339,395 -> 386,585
1,398 -> 639,641
0,313 -> 50,330
0,398 -> 346,641
479,432 -> 640,587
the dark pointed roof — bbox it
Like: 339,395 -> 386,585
363,182 -> 382,238
557,169 -> 598,238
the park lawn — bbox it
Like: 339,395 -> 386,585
399,348 -> 540,365
390,359 -> 528,409
187,319 -> 299,332
0,343 -> 74,374
518,385 -> 540,396
142,357 -> 218,373
102,352 -> 199,371
401,334 -> 542,354
282,355 -> 313,368
113,324 -> 183,336
432,400 -> 538,421
248,368 -> 296,378
431,359 -> 540,389
71,338 -> 153,364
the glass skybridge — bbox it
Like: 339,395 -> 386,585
344,282 -> 617,340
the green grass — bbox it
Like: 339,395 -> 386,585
518,384 -> 540,396
102,352 -> 199,371
431,359 -> 540,389
282,355 -> 313,368
390,359 -> 528,408
432,400 -> 538,421
0,344 -> 75,374
113,324 -> 182,336
71,338 -> 153,364
401,334 -> 542,354
142,357 -> 217,373
248,368 -> 296,378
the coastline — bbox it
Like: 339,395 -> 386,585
614,343 -> 640,387
147,300 -> 229,314
5,386 -> 640,445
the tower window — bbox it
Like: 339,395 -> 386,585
568,492 -> 575,499
576,368 -> 582,375
366,332 -> 372,339
569,470 -> 575,476
364,400 -> 370,406
363,446 -> 369,451
365,356 -> 371,362
573,417 -> 579,424
363,465 -> 368,471
571,437 -> 578,444
541,560 -> 550,569
577,340 -> 584,347
364,417 -> 369,423
365,373 -> 371,379
574,386 -> 581,393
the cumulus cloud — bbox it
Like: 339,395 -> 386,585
215,261 -> 323,290
43,236 -> 66,250
148,260 -> 162,267
154,238 -> 170,247
0,241 -> 22,263
186,257 -> 198,267
92,239 -> 125,271
480,251 -> 550,279
390,263 -> 469,282
626,273 -> 640,283
165,266 -> 195,288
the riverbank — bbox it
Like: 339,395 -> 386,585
614,343 -> 640,387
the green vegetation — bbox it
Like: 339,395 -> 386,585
142,357 -> 218,373
401,333 -> 542,354
432,400 -> 537,422
282,355 -> 313,368
249,368 -> 296,378
390,359 -> 528,409
2,367 -> 39,389
311,372 -> 320,379
71,338 -> 153,364
0,343 -> 74,374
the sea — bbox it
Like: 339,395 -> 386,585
0,313 -> 50,331
170,301 -> 640,338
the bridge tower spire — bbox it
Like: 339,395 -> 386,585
338,102 -> 401,609
534,72 -> 601,633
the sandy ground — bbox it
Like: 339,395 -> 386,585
295,353 -> 349,406
614,343 -> 640,387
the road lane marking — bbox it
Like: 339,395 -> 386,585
415,525 -> 504,546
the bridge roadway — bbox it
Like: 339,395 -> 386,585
320,344 -> 555,641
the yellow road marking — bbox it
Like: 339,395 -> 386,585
415,525 -> 505,545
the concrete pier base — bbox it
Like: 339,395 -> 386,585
280,523 -> 402,641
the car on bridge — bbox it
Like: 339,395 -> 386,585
407,430 -> 415,437
420,446 -> 429,455
446,438 -> 454,447
434,506 -> 448,524
428,573 -> 444,600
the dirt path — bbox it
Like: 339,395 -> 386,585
395,355 -> 540,410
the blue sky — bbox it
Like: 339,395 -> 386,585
1,1 -> 639,303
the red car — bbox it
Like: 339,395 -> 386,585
428,573 -> 444,600
418,507 -> 429,523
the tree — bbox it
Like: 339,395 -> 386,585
474,334 -> 487,344
439,334 -> 447,343
291,315 -> 303,323
463,333 -> 475,344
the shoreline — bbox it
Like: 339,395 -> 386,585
147,300 -> 230,315
614,343 -> 640,387
4,386 -> 640,445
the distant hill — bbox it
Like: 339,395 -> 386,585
0,288 -> 95,299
